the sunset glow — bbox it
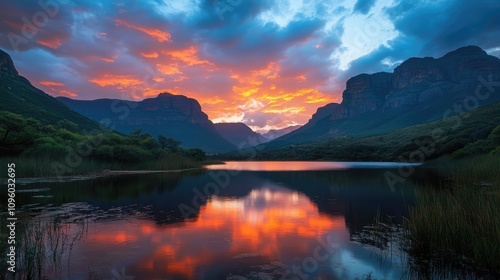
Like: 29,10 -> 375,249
1,0 -> 498,131
80,187 -> 346,279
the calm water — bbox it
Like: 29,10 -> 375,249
2,161 -> 436,280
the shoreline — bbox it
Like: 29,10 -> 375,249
1,167 -> 204,184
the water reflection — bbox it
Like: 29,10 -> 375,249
205,161 -> 421,171
58,184 -> 403,279
1,163 -> 430,279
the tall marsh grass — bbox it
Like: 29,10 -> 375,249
0,215 -> 87,280
406,154 -> 500,274
0,154 -> 200,178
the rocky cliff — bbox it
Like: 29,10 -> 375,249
265,46 -> 500,147
325,46 -> 500,122
58,94 -> 237,153
0,49 -> 18,77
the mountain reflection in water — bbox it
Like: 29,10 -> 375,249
4,162 -> 430,279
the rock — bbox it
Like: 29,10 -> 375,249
272,45 -> 500,146
58,93 -> 237,153
0,49 -> 18,77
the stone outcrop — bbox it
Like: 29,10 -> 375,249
308,45 -> 500,124
268,46 -> 500,146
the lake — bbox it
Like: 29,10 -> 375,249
2,161 -> 442,279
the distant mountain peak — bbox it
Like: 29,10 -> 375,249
157,92 -> 175,97
214,122 -> 268,147
442,45 -> 487,58
0,49 -> 18,76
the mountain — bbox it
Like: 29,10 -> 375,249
257,101 -> 500,161
265,46 -> 500,148
262,125 -> 301,140
214,122 -> 268,148
57,94 -> 237,153
0,49 -> 99,130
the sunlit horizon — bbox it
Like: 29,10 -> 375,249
1,0 -> 498,131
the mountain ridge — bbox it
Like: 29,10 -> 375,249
57,94 -> 237,153
265,45 -> 500,148
214,122 -> 268,148
0,49 -> 100,130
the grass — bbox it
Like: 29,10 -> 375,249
0,214 -> 88,280
0,154 -> 200,178
135,153 -> 200,170
406,154 -> 500,274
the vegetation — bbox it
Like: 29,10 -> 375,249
406,154 -> 500,274
0,111 -> 206,177
255,101 -> 500,161
0,58 -> 99,131
0,214 -> 88,280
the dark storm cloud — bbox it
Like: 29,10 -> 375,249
385,0 -> 500,57
192,11 -> 326,68
333,0 -> 500,90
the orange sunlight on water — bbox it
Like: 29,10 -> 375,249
80,186 -> 346,278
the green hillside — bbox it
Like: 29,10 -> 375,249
0,49 -> 204,177
0,50 -> 99,131
256,101 -> 500,161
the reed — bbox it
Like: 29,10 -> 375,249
406,154 -> 500,274
0,215 -> 87,280
0,154 -> 200,178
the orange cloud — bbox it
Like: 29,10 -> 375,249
141,51 -> 159,58
39,80 -> 78,97
263,107 -> 305,114
37,38 -> 62,49
40,80 -> 64,87
213,68 -> 337,130
252,61 -> 280,79
163,46 -> 212,66
58,89 -> 78,98
156,64 -> 182,75
295,75 -> 306,82
89,74 -> 143,88
115,19 -> 172,42
101,54 -> 119,63
201,97 -> 225,105
143,87 -> 163,97
233,86 -> 259,97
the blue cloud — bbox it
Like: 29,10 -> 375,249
385,0 -> 500,57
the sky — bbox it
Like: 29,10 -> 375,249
1,0 -> 500,132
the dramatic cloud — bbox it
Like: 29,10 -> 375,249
0,0 -> 499,131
